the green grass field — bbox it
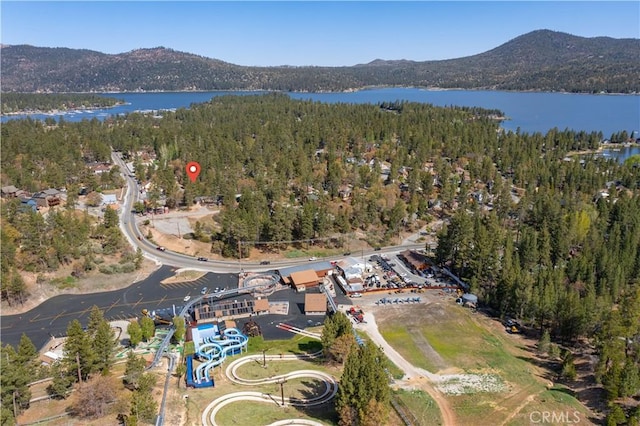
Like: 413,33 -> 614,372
393,389 -> 443,425
376,303 -> 593,425
214,399 -> 337,425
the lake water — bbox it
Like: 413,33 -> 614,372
598,145 -> 640,162
3,87 -> 639,143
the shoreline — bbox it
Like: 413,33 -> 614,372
566,142 -> 640,157
4,87 -> 638,97
0,101 -> 127,117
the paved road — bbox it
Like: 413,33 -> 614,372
0,152 -> 425,349
0,266 -> 238,350
0,263 -> 352,351
111,151 -> 425,272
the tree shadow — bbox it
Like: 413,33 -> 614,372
515,352 -> 609,421
298,340 -> 322,353
515,355 -> 559,382
291,379 -> 339,423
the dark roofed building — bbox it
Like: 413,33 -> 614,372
43,188 -> 61,197
399,249 -> 431,271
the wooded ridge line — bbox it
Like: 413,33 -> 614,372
2,30 -> 639,93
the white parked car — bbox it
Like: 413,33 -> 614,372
183,295 -> 191,302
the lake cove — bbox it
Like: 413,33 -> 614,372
3,88 -> 638,139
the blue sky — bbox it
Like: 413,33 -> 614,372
2,1 -> 639,66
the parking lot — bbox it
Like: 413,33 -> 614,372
364,253 -> 452,293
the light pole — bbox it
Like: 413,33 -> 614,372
276,379 -> 286,406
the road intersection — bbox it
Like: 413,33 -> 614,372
1,152 -> 429,350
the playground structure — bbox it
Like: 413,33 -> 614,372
201,350 -> 337,426
186,324 -> 249,388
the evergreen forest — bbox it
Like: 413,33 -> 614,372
1,93 -> 123,115
1,93 -> 639,420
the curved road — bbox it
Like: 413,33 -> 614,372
202,350 -> 337,426
112,151 -> 424,272
0,152 -> 426,349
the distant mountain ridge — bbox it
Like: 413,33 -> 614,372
2,30 -> 639,93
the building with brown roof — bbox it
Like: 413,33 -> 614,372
289,270 -> 321,292
304,293 -> 327,315
400,249 -> 431,271
253,298 -> 270,315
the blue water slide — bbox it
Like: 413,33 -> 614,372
196,342 -> 224,382
194,328 -> 249,383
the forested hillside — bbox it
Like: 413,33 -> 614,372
2,30 -> 639,93
1,93 -> 123,114
1,94 -> 638,420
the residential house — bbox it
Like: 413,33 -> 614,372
1,185 -> 18,198
102,194 -> 118,205
31,192 -> 51,208
338,184 -> 353,201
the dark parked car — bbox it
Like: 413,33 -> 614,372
197,257 -> 208,261
156,246 -> 166,251
260,260 -> 271,265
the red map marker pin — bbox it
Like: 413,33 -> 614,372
186,161 -> 201,183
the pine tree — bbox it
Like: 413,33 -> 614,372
1,407 -> 15,426
172,316 -> 185,342
92,319 -> 117,374
15,334 -> 37,367
47,361 -> 73,399
140,316 -> 155,342
321,312 -> 354,363
606,404 -> 626,426
537,330 -> 551,355
123,351 -> 147,391
620,358 -> 640,398
134,247 -> 144,269
86,305 -> 105,336
0,343 -> 31,419
127,320 -> 143,348
175,363 -> 187,389
336,343 -> 390,425
63,319 -> 95,382
560,350 -> 577,381
130,373 -> 157,423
